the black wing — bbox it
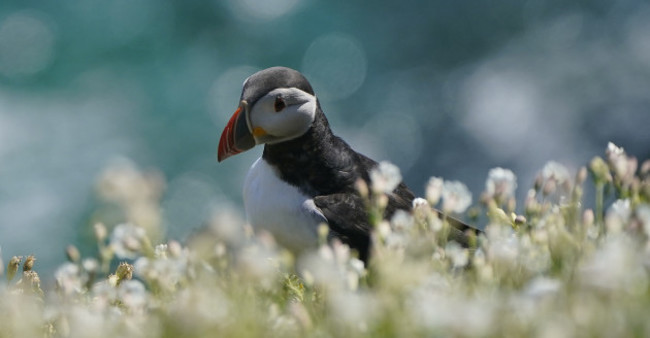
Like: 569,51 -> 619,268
313,192 -> 478,263
313,193 -> 373,262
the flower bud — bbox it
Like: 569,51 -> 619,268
606,142 -> 631,180
377,194 -> 389,209
355,178 -> 368,199
7,256 -> 21,282
94,223 -> 107,242
377,221 -> 391,240
66,245 -> 81,263
514,215 -> 527,226
115,262 -> 134,285
576,166 -> 588,185
23,255 -> 35,272
167,240 -> 183,258
318,223 -> 329,245
542,180 -> 556,196
589,156 -> 610,184
524,189 -> 540,215
426,177 -> 443,206
582,209 -> 594,228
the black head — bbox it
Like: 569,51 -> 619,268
218,67 -> 320,162
240,67 -> 315,106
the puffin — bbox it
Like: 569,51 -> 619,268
217,66 -> 475,262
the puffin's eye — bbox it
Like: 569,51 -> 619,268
274,96 -> 286,112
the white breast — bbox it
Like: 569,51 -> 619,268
243,157 -> 326,252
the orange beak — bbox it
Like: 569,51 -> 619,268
217,102 -> 255,162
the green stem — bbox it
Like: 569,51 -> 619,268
595,182 -> 604,236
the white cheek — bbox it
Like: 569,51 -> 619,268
250,89 -> 316,141
268,100 -> 315,136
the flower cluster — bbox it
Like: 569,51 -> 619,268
426,177 -> 473,214
1,143 -> 650,337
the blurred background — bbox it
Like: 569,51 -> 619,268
1,0 -> 650,279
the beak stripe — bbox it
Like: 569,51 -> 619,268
217,107 -> 243,162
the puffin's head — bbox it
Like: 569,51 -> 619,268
217,67 -> 317,162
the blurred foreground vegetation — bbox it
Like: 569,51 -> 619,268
2,142 -> 650,337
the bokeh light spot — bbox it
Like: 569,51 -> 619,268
461,69 -> 540,159
302,33 -> 367,101
361,112 -> 422,172
625,9 -> 650,67
227,0 -> 300,22
208,65 -> 261,126
0,12 -> 55,78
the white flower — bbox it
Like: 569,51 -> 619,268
607,141 -> 624,155
426,177 -> 444,206
524,277 -> 561,299
346,261 -> 365,291
606,142 -> 629,178
370,161 -> 402,194
441,180 -> 472,214
91,280 -> 117,309
110,223 -> 147,259
117,280 -> 148,313
299,252 -> 341,291
64,304 -> 110,336
82,258 -> 99,273
332,239 -> 351,266
154,244 -> 168,258
299,240 -> 362,292
580,235 -> 647,293
208,206 -> 247,245
377,220 -> 392,240
169,287 -> 229,327
445,242 -> 469,268
391,209 -> 413,231
485,223 -> 519,263
541,161 -> 571,184
539,161 -> 572,198
236,239 -> 280,289
348,258 -> 366,277
135,254 -> 188,291
328,290 -> 377,328
385,231 -> 408,251
54,262 -> 84,296
411,197 -> 428,209
485,167 -> 517,201
605,199 -> 631,234
410,284 -> 494,336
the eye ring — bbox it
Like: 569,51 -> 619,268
274,96 -> 286,112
